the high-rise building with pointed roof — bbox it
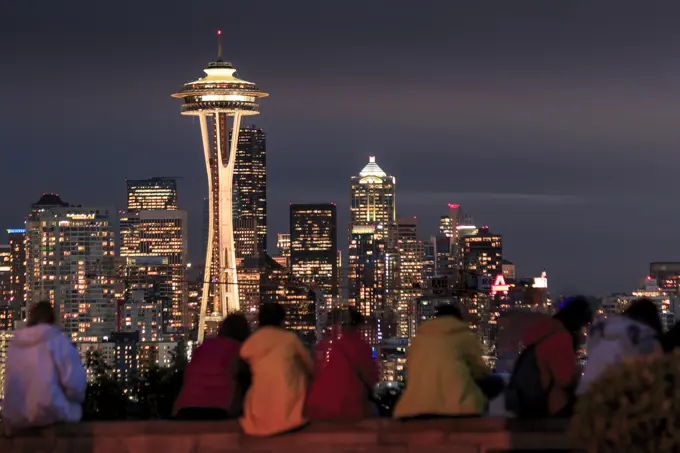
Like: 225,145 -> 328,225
349,156 -> 396,230
348,157 -> 397,341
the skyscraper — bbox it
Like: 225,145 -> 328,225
7,229 -> 26,323
393,218 -> 424,338
126,177 -> 179,212
348,157 -> 397,341
120,256 -> 172,342
463,227 -> 503,278
290,203 -> 338,334
348,224 -> 388,318
290,204 -> 338,297
172,31 -> 268,342
349,156 -> 396,231
119,210 -> 188,339
0,245 -> 12,330
232,126 -> 267,255
26,194 -> 116,342
234,217 -> 259,259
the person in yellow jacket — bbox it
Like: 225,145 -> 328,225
394,304 -> 502,419
239,302 -> 314,436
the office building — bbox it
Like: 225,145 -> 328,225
602,278 -> 676,331
348,225 -> 388,318
349,156 -> 395,232
234,217 -> 259,258
232,126 -> 267,255
0,331 -> 12,404
650,262 -> 680,294
7,229 -> 26,322
277,233 -> 290,257
393,218 -> 424,338
120,256 -> 172,341
236,255 -> 262,317
120,210 -> 188,339
111,331 -> 139,387
172,35 -> 268,342
463,227 -> 503,279
290,203 -> 338,338
260,255 -> 316,345
0,246 -> 11,330
290,204 -> 338,298
26,194 -> 116,342
422,239 -> 436,282
126,177 -> 178,212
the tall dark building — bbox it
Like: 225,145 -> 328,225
126,177 -> 179,212
463,227 -> 503,278
232,126 -> 267,254
290,204 -> 338,299
7,229 -> 25,322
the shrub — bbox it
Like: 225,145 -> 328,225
570,351 -> 680,453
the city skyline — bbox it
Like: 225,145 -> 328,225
6,1 -> 680,295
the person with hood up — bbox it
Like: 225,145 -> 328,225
306,306 -> 378,420
578,298 -> 662,395
393,304 -> 494,419
239,302 -> 314,436
520,296 -> 592,417
173,313 -> 251,420
3,301 -> 86,434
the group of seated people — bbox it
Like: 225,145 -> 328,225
2,296 -> 675,436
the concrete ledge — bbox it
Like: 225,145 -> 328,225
0,418 -> 580,453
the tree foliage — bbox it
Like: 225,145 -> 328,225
82,342 -> 187,420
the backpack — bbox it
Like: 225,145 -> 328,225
505,334 -> 555,418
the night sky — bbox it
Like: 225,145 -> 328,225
3,1 -> 680,296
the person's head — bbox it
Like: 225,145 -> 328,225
27,301 -> 56,327
258,302 -> 286,327
218,312 -> 250,342
435,304 -> 463,320
623,298 -> 663,336
554,296 -> 592,333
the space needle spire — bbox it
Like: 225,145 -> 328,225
172,32 -> 268,342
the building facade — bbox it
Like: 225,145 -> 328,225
7,229 -> 26,323
349,157 -> 395,232
120,210 -> 188,339
232,126 -> 267,255
26,194 -> 116,342
650,262 -> 680,294
126,177 -> 179,212
463,227 -> 503,278
393,218 -> 424,338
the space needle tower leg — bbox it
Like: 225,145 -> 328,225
198,113 -> 214,344
218,111 -> 242,316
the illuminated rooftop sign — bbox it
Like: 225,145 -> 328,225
6,229 -> 25,234
491,275 -> 509,295
533,271 -> 548,289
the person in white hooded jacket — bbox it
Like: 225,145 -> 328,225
578,298 -> 663,395
3,301 -> 87,434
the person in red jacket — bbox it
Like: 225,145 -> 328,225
306,307 -> 378,420
522,296 -> 592,417
173,313 -> 251,420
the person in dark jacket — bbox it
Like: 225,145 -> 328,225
521,296 -> 592,417
173,313 -> 251,420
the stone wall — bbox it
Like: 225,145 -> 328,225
0,418 -> 581,453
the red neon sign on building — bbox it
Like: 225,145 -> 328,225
491,275 -> 509,295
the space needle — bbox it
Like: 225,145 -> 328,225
172,31 -> 268,342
